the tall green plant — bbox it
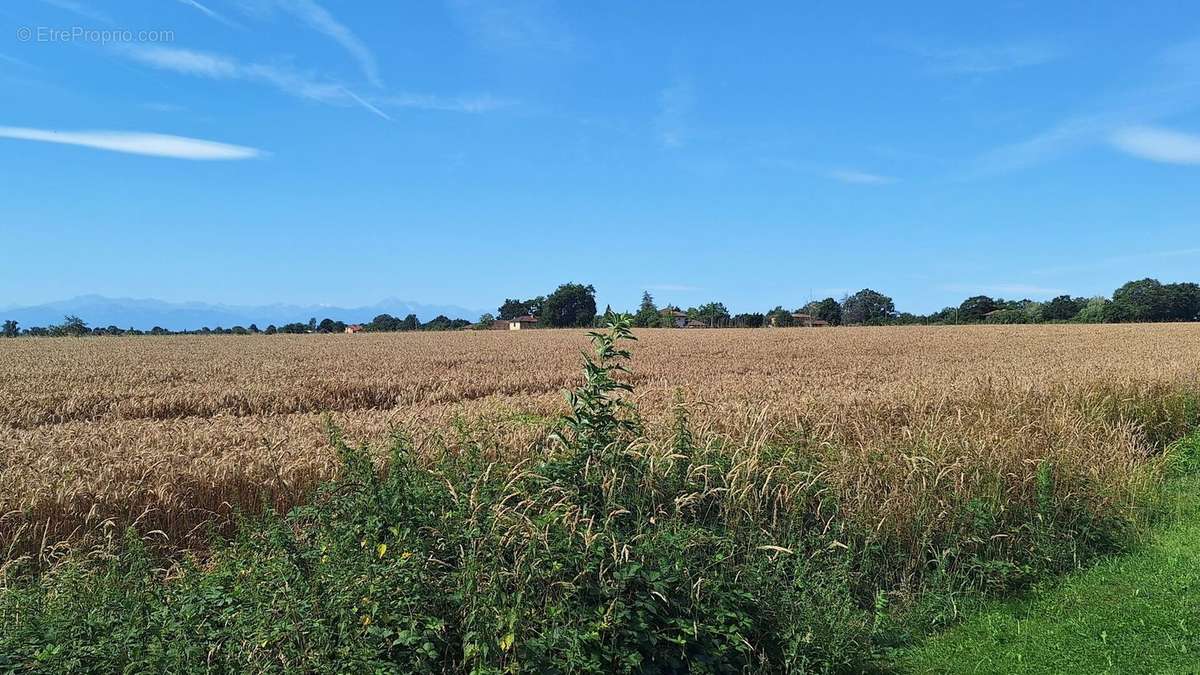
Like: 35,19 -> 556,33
552,312 -> 638,463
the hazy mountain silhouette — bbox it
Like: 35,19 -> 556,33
0,295 -> 486,331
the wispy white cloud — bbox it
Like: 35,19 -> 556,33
0,52 -> 34,68
656,80 -> 694,149
118,45 -> 386,117
903,41 -> 1061,75
38,0 -> 112,24
123,46 -> 239,78
940,283 -> 1066,298
119,45 -> 504,121
274,0 -> 381,86
340,88 -> 392,120
447,0 -> 573,53
0,126 -> 262,160
973,108 -> 1152,174
827,169 -> 895,185
375,93 -> 515,113
175,0 -> 244,29
971,36 -> 1200,175
1110,125 -> 1200,164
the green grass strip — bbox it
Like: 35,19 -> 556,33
897,469 -> 1200,674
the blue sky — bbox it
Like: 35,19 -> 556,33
2,1 -> 1199,315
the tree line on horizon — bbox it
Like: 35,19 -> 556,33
3,278 -> 1198,338
628,278 -> 1200,328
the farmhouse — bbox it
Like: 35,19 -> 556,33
344,324 -> 364,334
494,315 -> 540,330
684,319 -> 709,329
770,312 -> 829,327
790,313 -> 829,327
660,308 -> 688,328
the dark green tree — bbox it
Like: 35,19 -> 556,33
693,302 -> 730,327
841,289 -> 896,325
958,295 -> 997,323
367,314 -> 400,332
1164,282 -> 1200,321
421,315 -> 457,331
732,313 -> 765,327
633,291 -> 659,328
540,283 -> 597,328
2,320 -> 17,337
56,315 -> 89,337
1112,278 -> 1169,322
984,309 -> 1028,324
498,299 -> 530,320
1042,295 -> 1085,322
803,298 -> 843,325
924,307 -> 957,324
766,306 -> 793,327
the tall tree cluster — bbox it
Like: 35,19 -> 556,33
498,283 -> 597,328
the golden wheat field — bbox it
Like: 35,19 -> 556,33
3,324 -> 1199,561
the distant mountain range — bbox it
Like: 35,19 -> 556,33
0,295 -> 487,331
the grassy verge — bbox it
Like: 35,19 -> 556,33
896,437 -> 1200,674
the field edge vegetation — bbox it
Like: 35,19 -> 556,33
895,432 -> 1200,673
